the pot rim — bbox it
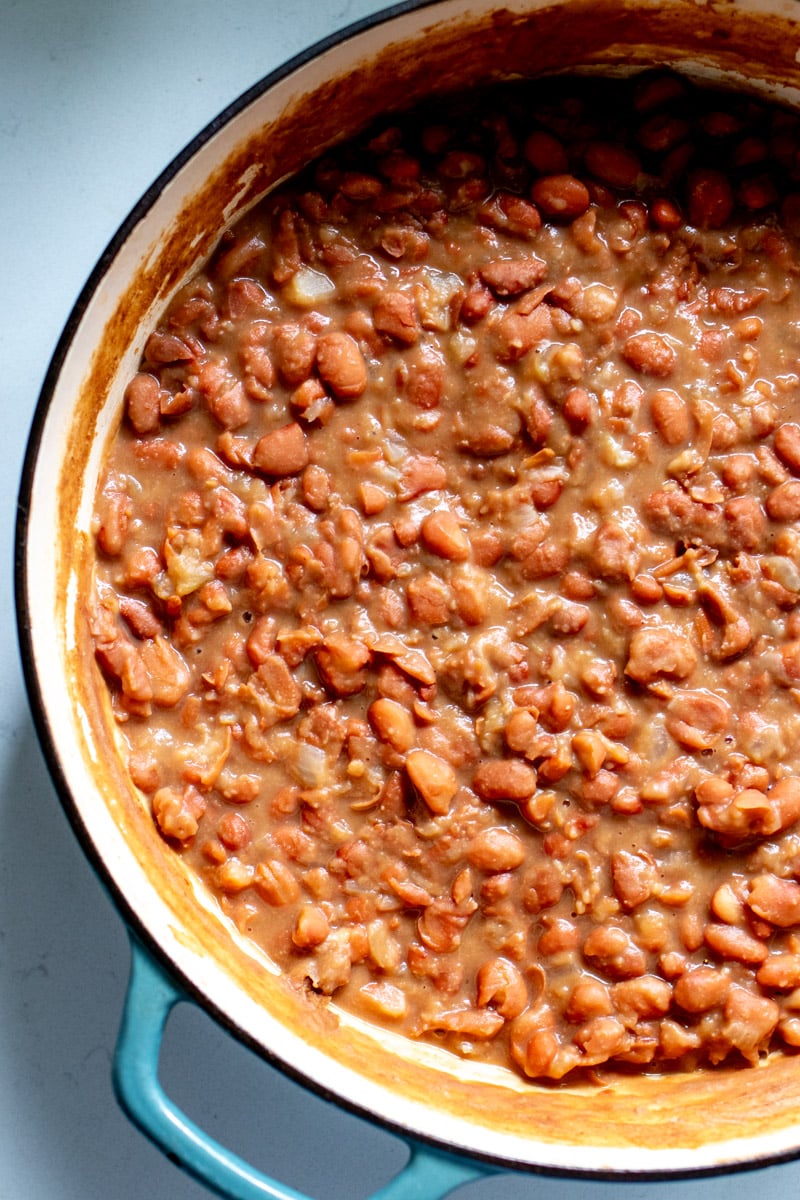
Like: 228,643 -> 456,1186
16,0 -> 800,1179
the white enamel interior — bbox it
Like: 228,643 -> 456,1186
21,0 -> 800,1176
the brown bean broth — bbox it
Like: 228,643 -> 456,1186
90,75 -> 800,1079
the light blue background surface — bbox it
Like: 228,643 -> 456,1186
4,1 -> 800,1196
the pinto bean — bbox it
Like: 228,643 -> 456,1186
747,874 -> 800,927
562,386 -> 593,431
406,750 -> 458,815
476,957 -> 528,1019
687,168 -> 734,228
272,323 -> 317,384
625,626 -> 697,684
583,925 -> 647,980
674,966 -> 730,1012
315,634 -> 371,697
649,389 -> 690,445
479,255 -> 547,296
473,759 -> 537,804
398,454 -> 447,500
665,690 -> 730,751
373,291 -> 420,344
152,784 -> 205,842
406,572 -> 452,625
611,849 -> 657,910
96,490 -> 132,557
125,372 -> 162,435
468,826 -> 525,872
523,130 -> 568,173
757,954 -> 800,989
621,332 -> 676,378
766,480 -> 800,522
316,331 -> 367,399
774,423 -> 800,475
253,422 -> 309,476
420,509 -> 470,561
722,986 -> 779,1063
368,697 -> 416,753
253,859 -> 300,906
587,520 -> 640,581
491,299 -> 554,362
584,141 -> 641,189
704,923 -> 768,964
696,776 -> 800,844
530,174 -> 590,220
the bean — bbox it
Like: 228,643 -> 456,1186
406,749 -> 458,814
530,174 -> 590,220
613,975 -> 671,1019
495,193 -> 543,235
588,520 -> 640,581
650,197 -> 683,231
491,299 -> 554,362
610,849 -> 657,910
253,422 -> 309,477
747,874 -> 800,927
152,784 -> 205,842
634,71 -> 687,112
514,536 -> 570,581
293,905 -> 330,948
665,690 -> 730,751
622,331 -> 676,378
638,113 -> 690,153
704,922 -> 768,964
420,509 -> 470,561
562,386 -> 593,431
125,372 -> 162,435
373,291 -> 420,344
96,489 -> 131,557
722,986 -> 779,1063
451,565 -> 489,625
144,330 -> 194,365
314,634 -> 371,696
674,966 -> 730,1012
757,954 -> 800,989
523,130 -> 568,173
583,925 -> 647,980
649,388 -> 690,445
405,344 -> 445,409
774,422 -> 800,475
625,626 -> 697,684
473,759 -> 537,803
686,168 -> 734,228
479,255 -> 547,296
565,978 -> 612,1022
316,331 -> 367,399
476,957 -> 528,1018
217,812 -> 251,851
406,572 -> 452,625
397,454 -> 447,500
272,323 -> 317,384
584,141 -> 641,189
766,480 -> 800,522
368,697 -> 415,753
302,463 -> 331,511
467,826 -> 525,872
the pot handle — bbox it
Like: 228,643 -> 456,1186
113,936 -> 493,1200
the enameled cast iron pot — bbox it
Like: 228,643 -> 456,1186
19,1 -> 800,1196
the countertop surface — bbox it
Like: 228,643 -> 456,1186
4,2 -> 800,1197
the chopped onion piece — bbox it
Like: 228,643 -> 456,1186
284,266 -> 336,308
